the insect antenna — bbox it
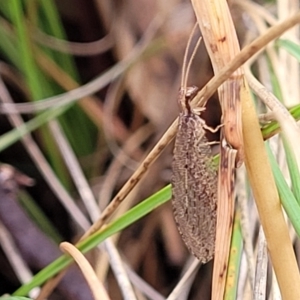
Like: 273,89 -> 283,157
181,23 -> 202,92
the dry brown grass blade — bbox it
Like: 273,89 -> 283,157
191,0 -> 244,165
191,0 -> 243,298
214,138 -> 237,299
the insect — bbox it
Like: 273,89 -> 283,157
171,30 -> 218,263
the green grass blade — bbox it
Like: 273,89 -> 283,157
38,1 -> 78,79
257,102 -> 300,139
277,39 -> 300,62
6,2 -> 71,188
18,191 -> 63,243
267,55 -> 283,103
281,136 -> 300,205
36,1 -> 96,156
10,1 -> 44,99
1,2 -> 97,181
225,210 -> 242,300
0,20 -> 21,66
0,297 -> 32,300
267,144 -> 300,236
0,104 -> 71,153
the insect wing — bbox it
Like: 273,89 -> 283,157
172,112 -> 218,263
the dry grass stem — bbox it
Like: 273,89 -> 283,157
253,227 -> 268,300
33,27 -> 113,56
60,242 -> 111,300
0,221 -> 38,297
215,139 -> 237,299
49,121 -> 100,221
166,258 -> 200,300
236,166 -> 255,292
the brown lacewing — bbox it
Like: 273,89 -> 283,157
171,30 -> 218,263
